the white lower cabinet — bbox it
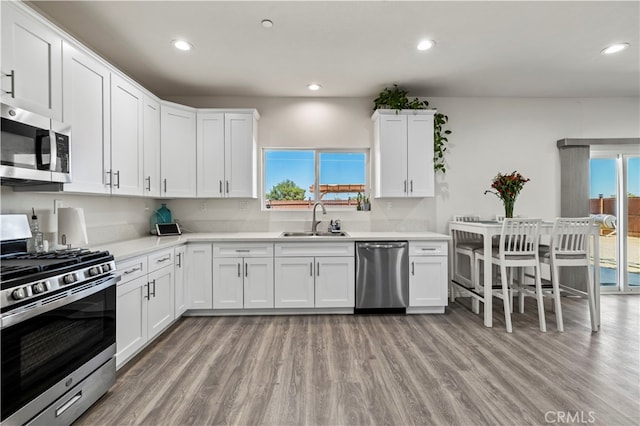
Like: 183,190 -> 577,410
115,248 -> 175,369
274,243 -> 355,309
409,241 -> 448,308
212,243 -> 274,309
174,245 -> 188,317
187,243 -> 213,309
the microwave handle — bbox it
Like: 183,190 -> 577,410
48,130 -> 58,172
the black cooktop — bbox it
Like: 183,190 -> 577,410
0,250 -> 113,286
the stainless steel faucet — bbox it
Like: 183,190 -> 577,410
311,201 -> 327,234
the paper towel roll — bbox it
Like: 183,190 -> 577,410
58,207 -> 88,247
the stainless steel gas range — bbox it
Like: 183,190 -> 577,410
0,214 -> 119,426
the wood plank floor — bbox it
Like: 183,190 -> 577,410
76,295 -> 639,426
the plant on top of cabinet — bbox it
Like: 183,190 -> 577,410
373,84 -> 451,173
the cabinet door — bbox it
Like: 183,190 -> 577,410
1,2 -> 62,120
315,256 -> 355,308
274,257 -> 315,308
375,114 -> 408,198
161,103 -> 197,197
244,258 -> 274,309
212,257 -> 244,309
61,41 -> 110,194
143,95 -> 161,197
111,73 -> 144,196
407,114 -> 435,197
409,256 -> 448,307
225,113 -> 256,198
174,245 -> 187,317
115,276 -> 148,369
196,112 -> 225,197
147,266 -> 175,340
187,244 -> 213,309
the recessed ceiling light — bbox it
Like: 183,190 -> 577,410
261,19 -> 273,28
601,43 -> 629,55
172,40 -> 192,51
417,39 -> 435,51
307,83 -> 321,91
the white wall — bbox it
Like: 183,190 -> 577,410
2,96 -> 638,245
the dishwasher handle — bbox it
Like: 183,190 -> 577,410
358,242 -> 407,250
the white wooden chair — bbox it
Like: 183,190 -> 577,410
450,215 -> 482,305
474,218 -> 543,333
536,217 -> 596,332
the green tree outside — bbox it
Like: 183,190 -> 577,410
267,179 -> 306,200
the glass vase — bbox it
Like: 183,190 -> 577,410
503,198 -> 515,218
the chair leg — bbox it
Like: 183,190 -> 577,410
500,264 -> 512,333
551,262 -> 564,332
586,263 -> 597,332
472,256 -> 481,314
534,264 -> 547,332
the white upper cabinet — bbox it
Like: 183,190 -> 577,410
161,102 -> 197,197
143,95 -> 161,197
372,110 -> 435,198
110,74 -> 144,196
1,2 -> 62,120
197,110 -> 259,198
62,41 -> 111,194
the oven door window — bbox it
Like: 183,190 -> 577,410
1,285 -> 115,421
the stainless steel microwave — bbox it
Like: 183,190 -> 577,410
1,104 -> 71,185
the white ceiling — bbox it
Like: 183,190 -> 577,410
28,1 -> 640,99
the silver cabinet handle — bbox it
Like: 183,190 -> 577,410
157,256 -> 171,263
421,248 -> 437,251
106,170 -> 112,187
411,261 -> 415,276
144,282 -> 150,300
317,262 -> 320,276
146,176 -> 151,192
150,279 -> 156,297
177,252 -> 182,268
123,266 -> 141,275
226,180 -> 229,194
164,178 -> 167,193
2,70 -> 15,98
310,262 -> 313,276
235,249 -> 250,253
410,180 -> 413,193
219,180 -> 223,194
245,262 -> 248,277
404,180 -> 407,193
114,170 -> 121,188
237,263 -> 241,277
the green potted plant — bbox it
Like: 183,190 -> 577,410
373,84 -> 451,173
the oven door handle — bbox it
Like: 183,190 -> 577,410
0,275 -> 120,330
48,129 -> 58,173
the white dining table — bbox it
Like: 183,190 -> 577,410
449,220 -> 601,331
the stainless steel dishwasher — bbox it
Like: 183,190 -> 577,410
355,241 -> 409,313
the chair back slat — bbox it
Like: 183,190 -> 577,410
551,217 -> 593,256
452,215 -> 481,242
500,218 -> 541,256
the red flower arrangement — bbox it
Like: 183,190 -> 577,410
484,171 -> 530,218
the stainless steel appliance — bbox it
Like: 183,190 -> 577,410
1,104 -> 71,185
1,214 -> 118,426
355,241 -> 409,313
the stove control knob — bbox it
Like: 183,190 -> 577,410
32,282 -> 47,294
11,287 -> 27,300
102,263 -> 111,272
63,274 -> 76,284
88,267 -> 101,276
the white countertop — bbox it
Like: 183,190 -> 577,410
94,231 -> 451,261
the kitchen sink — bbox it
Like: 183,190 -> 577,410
280,231 -> 349,237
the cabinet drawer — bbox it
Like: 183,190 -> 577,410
213,242 -> 274,258
275,243 -> 354,257
409,241 -> 448,256
148,249 -> 174,272
117,256 -> 147,284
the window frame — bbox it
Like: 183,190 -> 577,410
262,147 -> 370,211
